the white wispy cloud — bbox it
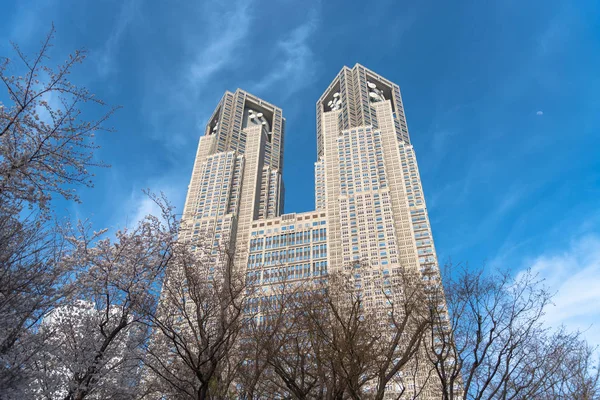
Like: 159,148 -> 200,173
536,110 -> 544,116
186,1 -> 253,92
140,0 -> 254,152
129,190 -> 183,228
536,6 -> 575,57
7,0 -> 56,43
249,7 -> 320,97
95,0 -> 140,77
522,234 -> 600,347
128,194 -> 162,227
121,179 -> 186,229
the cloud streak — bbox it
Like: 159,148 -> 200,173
186,1 -> 253,92
7,0 -> 56,44
524,234 -> 600,347
95,0 -> 140,77
249,7 -> 320,97
120,178 -> 186,230
140,0 -> 255,153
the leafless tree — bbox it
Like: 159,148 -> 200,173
531,335 -> 600,399
368,265 -> 433,400
236,262 -> 600,400
304,271 -> 380,399
426,264 -> 600,400
141,233 -> 249,400
235,276 -> 310,399
250,263 -> 432,400
260,303 -> 326,399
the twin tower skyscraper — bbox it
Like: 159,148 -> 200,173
181,63 -> 439,293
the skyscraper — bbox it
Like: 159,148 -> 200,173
180,89 -> 285,272
182,63 -> 438,291
179,64 -> 443,396
314,64 -> 436,277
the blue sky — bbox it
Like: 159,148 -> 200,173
1,0 -> 599,343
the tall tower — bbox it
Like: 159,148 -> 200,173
180,89 -> 285,273
315,63 -> 437,279
312,65 -> 441,397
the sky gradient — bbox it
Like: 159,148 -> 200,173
1,0 -> 599,344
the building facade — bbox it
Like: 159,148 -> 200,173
180,64 -> 443,396
182,63 -> 438,291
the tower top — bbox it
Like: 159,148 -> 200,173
315,64 -> 410,158
204,88 -> 285,171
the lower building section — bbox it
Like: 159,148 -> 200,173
246,211 -> 328,286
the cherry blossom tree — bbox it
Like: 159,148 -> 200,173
0,24 -> 117,212
0,213 -> 74,396
0,25 -> 116,397
26,195 -> 178,400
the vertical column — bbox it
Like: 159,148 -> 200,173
233,125 -> 267,271
321,110 -> 344,272
314,158 -> 326,210
371,100 -> 420,271
181,134 -> 217,222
